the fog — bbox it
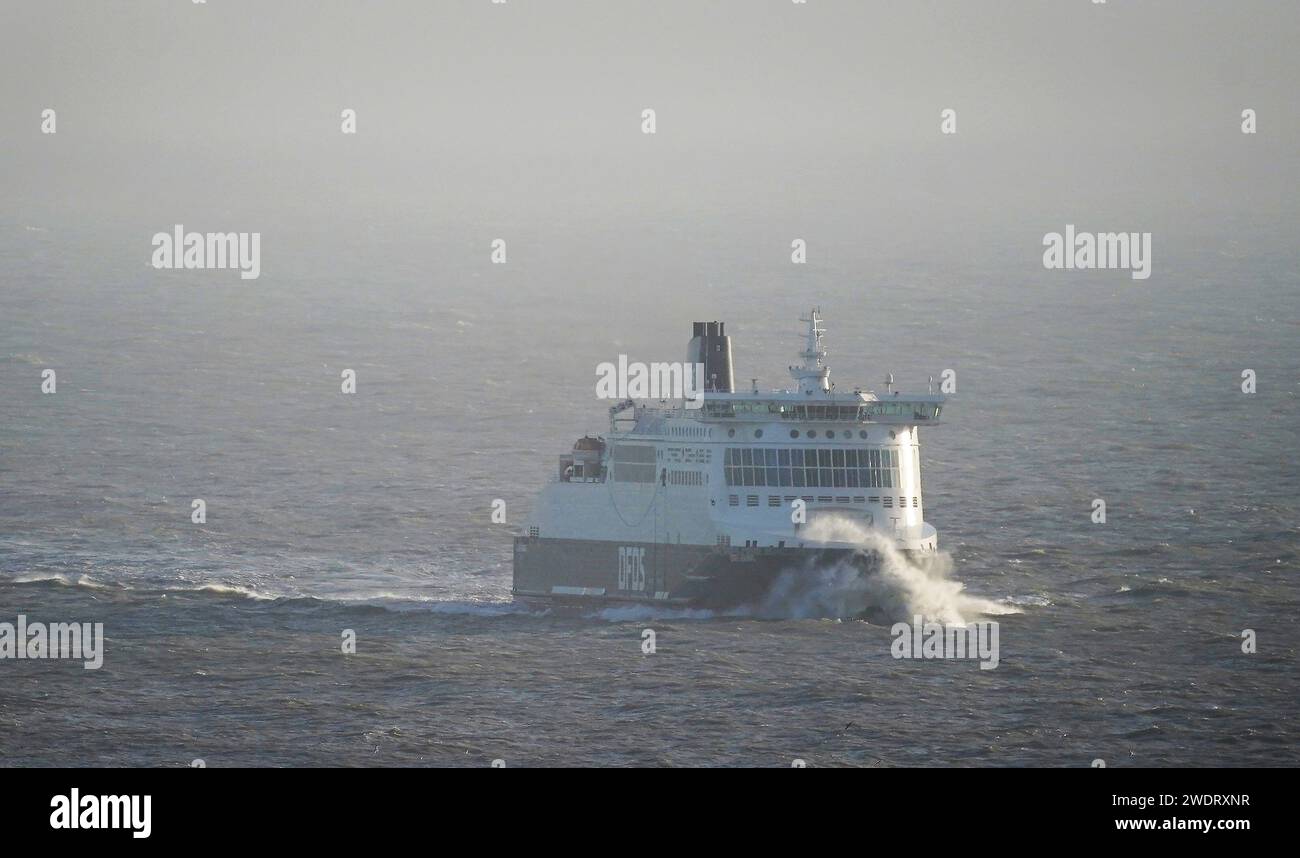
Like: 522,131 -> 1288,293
3,0 -> 1297,236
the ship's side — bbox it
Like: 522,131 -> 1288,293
512,313 -> 946,609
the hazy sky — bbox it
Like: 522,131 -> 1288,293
2,2 -> 1297,515
2,1 -> 1297,231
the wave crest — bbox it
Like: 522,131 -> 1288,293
753,516 -> 1016,624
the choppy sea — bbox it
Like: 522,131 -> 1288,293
2,212 -> 1296,766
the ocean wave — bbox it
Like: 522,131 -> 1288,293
187,583 -> 278,600
342,595 -> 528,616
1,352 -> 47,365
4,573 -> 280,600
588,604 -> 725,623
9,572 -> 114,590
1001,594 -> 1053,608
749,516 -> 1018,624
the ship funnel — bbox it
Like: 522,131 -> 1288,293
687,321 -> 735,393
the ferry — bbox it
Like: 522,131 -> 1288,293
513,310 -> 946,608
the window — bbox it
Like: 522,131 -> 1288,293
724,447 -> 901,490
865,401 -> 937,421
611,444 -> 657,483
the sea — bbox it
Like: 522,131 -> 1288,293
2,205 -> 1296,767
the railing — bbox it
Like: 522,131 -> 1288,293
608,402 -> 942,429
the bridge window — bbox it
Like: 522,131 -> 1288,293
725,447 -> 900,489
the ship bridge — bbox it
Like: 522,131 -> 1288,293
608,309 -> 943,434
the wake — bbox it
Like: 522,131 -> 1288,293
752,516 -> 1016,624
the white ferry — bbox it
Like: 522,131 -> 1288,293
513,310 -> 946,608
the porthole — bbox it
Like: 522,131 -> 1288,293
859,430 -> 868,439
754,429 -> 764,439
826,430 -> 835,439
807,430 -> 817,438
728,428 -> 736,438
889,430 -> 896,439
789,430 -> 800,439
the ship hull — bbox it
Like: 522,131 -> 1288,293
512,535 -> 888,610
